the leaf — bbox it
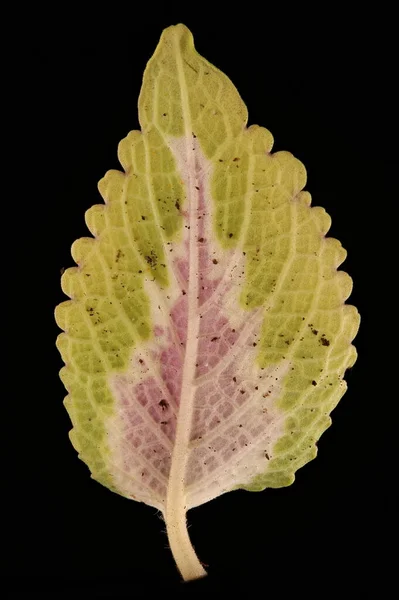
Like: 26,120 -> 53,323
55,24 -> 360,581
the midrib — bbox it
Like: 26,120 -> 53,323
165,36 -> 200,514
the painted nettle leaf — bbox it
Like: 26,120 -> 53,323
55,24 -> 360,581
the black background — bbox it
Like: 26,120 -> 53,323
7,6 -> 396,598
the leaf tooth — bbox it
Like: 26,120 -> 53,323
117,129 -> 142,172
318,271 -> 353,310
71,237 -> 96,266
98,169 -> 125,205
85,204 -> 106,237
310,206 -> 332,236
320,237 -> 347,271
